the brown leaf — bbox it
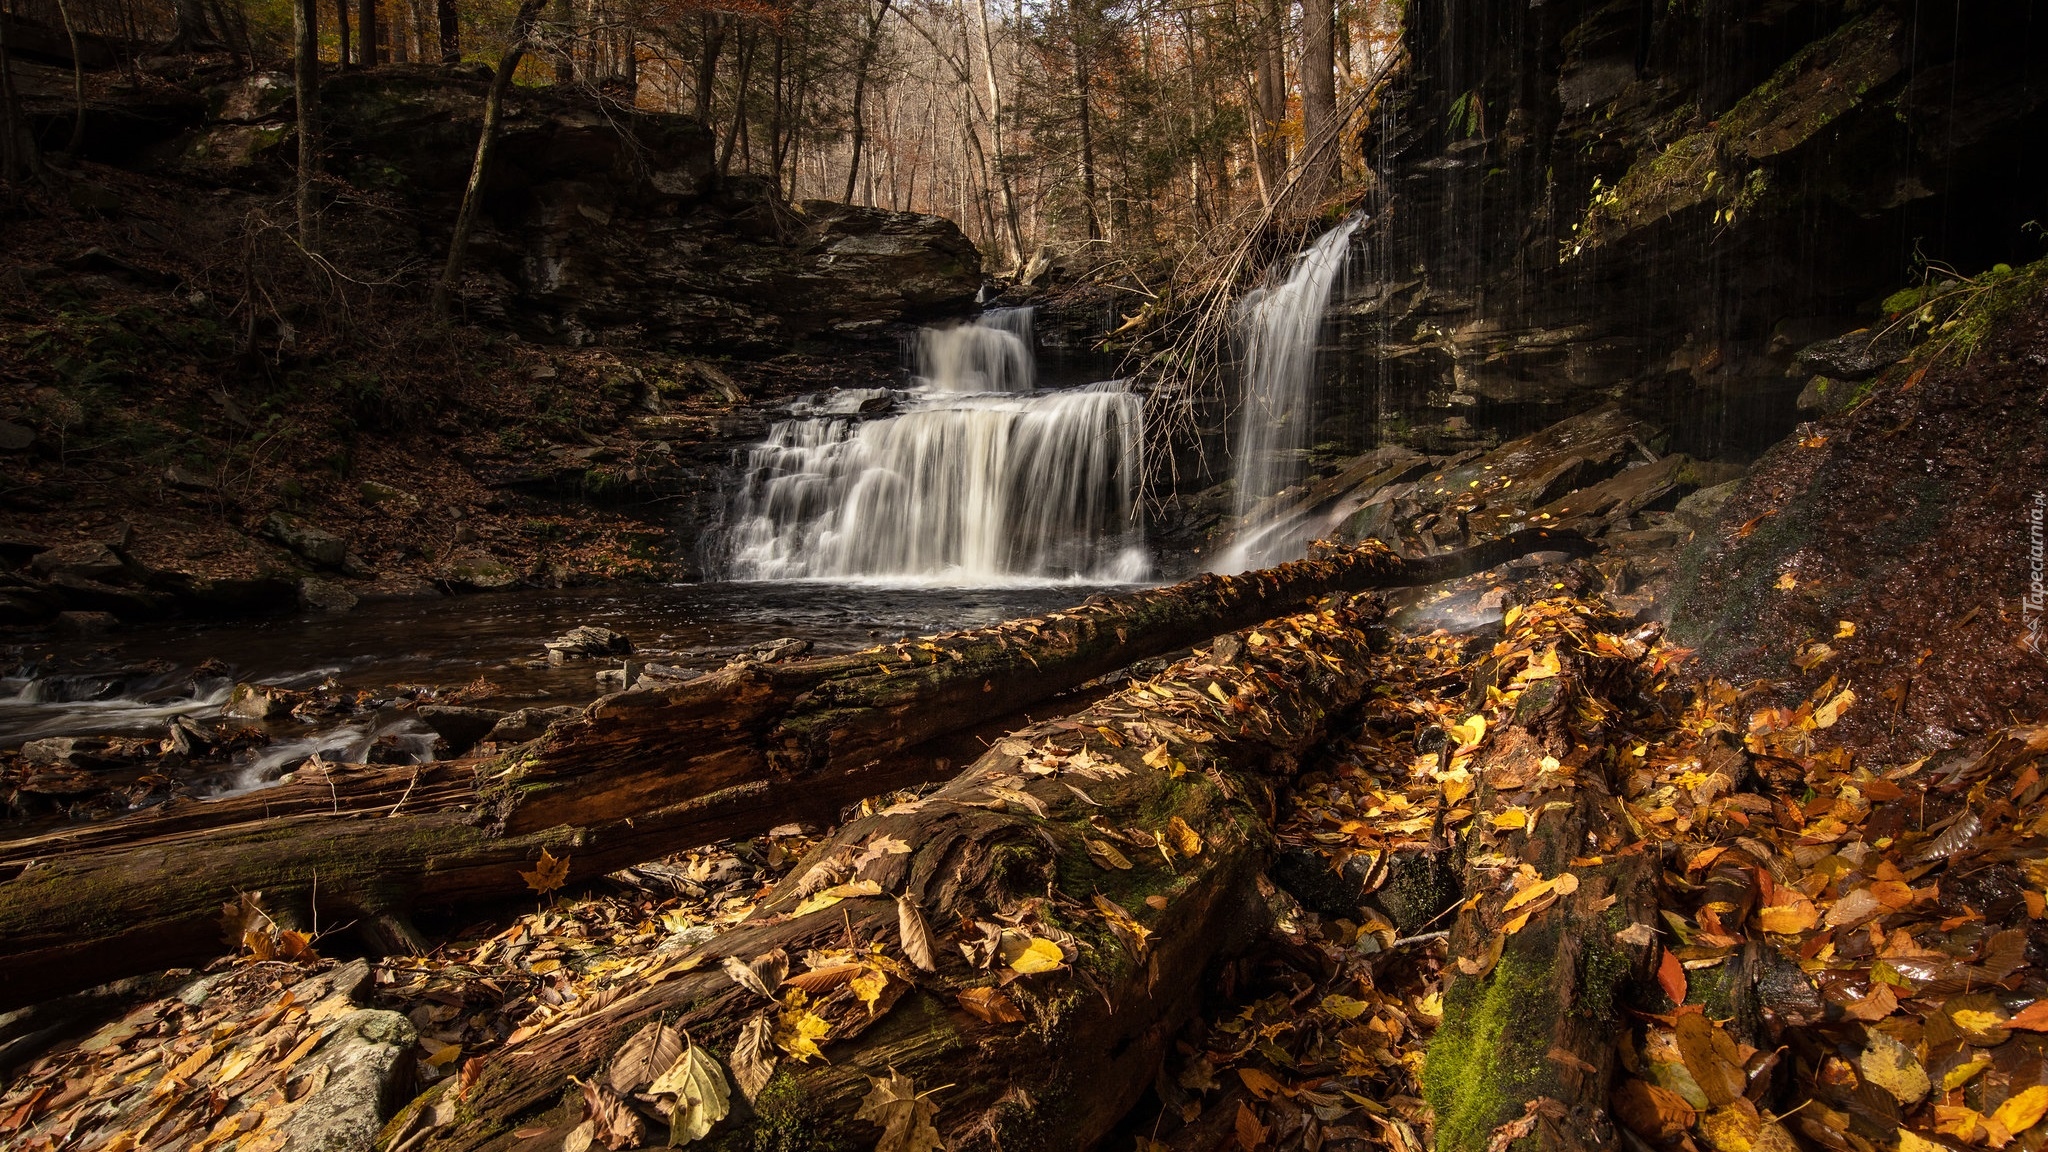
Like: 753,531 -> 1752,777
1235,1100 -> 1268,1150
606,1021 -> 682,1096
729,1015 -> 778,1103
955,986 -> 1025,1024
1675,1012 -> 1745,1107
1613,1078 -> 1696,1141
786,963 -> 863,995
520,849 -> 571,895
897,895 -> 937,972
723,949 -> 789,999
578,1079 -> 645,1151
856,1069 -> 943,1152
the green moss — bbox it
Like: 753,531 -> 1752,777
1423,943 -> 1560,1152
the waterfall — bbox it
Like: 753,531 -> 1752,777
722,309 -> 1149,585
1211,215 -> 1365,573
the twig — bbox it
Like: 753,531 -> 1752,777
389,765 -> 422,817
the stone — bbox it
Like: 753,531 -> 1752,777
264,513 -> 348,569
226,683 -> 293,720
1795,327 -> 1913,380
163,463 -> 216,491
438,550 -> 519,591
415,705 -> 508,754
298,577 -> 358,613
283,1008 -> 416,1152
486,706 -> 579,745
1673,479 -> 1744,532
0,421 -> 32,451
55,610 -> 119,634
29,542 -> 127,583
358,480 -> 419,510
545,625 -> 635,660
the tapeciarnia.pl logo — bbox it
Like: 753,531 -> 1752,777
2027,491 -> 2045,656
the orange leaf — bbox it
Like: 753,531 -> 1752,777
2006,1000 -> 2048,1032
519,848 -> 571,895
1657,948 -> 1687,1006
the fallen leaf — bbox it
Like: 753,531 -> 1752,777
606,1021 -> 683,1095
856,1069 -> 943,1152
1003,937 -> 1065,975
1675,1013 -> 1745,1106
774,998 -> 832,1063
1238,1067 -> 1285,1100
521,849 -> 571,895
1856,1029 -> 1929,1107
579,1080 -> 645,1151
1657,949 -> 1687,1005
956,986 -> 1025,1024
1235,1100 -> 1268,1150
1756,900 -> 1819,934
1166,816 -> 1204,856
1613,1079 -> 1696,1141
723,950 -> 789,999
647,1043 -> 731,1145
728,1015 -> 778,1103
897,895 -> 937,972
793,879 -> 884,917
1085,839 -> 1134,870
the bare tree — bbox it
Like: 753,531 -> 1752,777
294,0 -> 320,247
434,0 -> 546,319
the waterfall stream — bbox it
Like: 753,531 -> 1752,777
721,309 -> 1149,585
1211,215 -> 1365,573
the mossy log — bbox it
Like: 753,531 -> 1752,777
392,594 -> 1389,1152
0,531 -> 1585,1010
1420,618 -> 1663,1152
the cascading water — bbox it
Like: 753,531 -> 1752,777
721,308 -> 1150,584
1211,215 -> 1366,573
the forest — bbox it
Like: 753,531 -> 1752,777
1,0 -> 2047,1150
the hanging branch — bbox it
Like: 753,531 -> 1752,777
432,0 -> 547,321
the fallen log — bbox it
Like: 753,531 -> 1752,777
1420,602 -> 1669,1152
388,593 -> 1389,1152
0,530 -> 1587,1008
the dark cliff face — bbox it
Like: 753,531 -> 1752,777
163,67 -> 984,350
1323,0 -> 2047,461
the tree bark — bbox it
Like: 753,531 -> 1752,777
969,0 -> 1024,267
293,0 -> 319,248
1073,4 -> 1100,240
436,0 -> 457,61
0,7 -> 43,185
0,532 -> 1586,1009
356,0 -> 379,65
52,0 -> 86,155
840,0 -> 892,204
335,0 -> 351,69
694,12 -> 723,125
431,0 -> 543,320
1420,611 -> 1664,1151
1298,0 -> 1337,193
404,593 -> 1390,1152
167,0 -> 219,52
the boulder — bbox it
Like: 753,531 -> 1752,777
1795,327 -> 1913,380
264,514 -> 348,569
413,705 -> 506,755
437,550 -> 518,592
543,625 -> 634,661
29,542 -> 127,583
55,610 -> 119,634
1673,479 -> 1744,531
298,577 -> 358,613
282,1008 -> 416,1152
484,706 -> 579,745
0,421 -> 33,451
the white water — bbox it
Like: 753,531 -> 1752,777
723,308 -> 1149,584
1212,215 -> 1365,573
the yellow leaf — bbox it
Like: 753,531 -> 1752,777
1943,1057 -> 1992,1093
1835,621 -> 1857,638
1448,715 -> 1487,751
1994,1086 -> 2048,1136
1206,681 -> 1233,705
1167,816 -> 1204,856
1489,808 -> 1529,831
1775,572 -> 1797,590
793,879 -> 883,917
850,969 -> 890,1015
518,848 -> 571,895
1237,1067 -> 1285,1100
774,1002 -> 832,1063
1005,937 -> 1065,975
1755,901 -> 1819,934
1521,646 -> 1561,681
1813,688 -> 1856,729
1857,1030 -> 1929,1106
1085,839 -> 1134,870
1321,995 -> 1369,1020
1952,1008 -> 2008,1037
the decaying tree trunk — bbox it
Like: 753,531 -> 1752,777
0,532 -> 1585,1008
394,594 -> 1389,1152
1419,611 -> 1666,1152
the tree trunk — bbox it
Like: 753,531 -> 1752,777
550,0 -> 571,82
436,0 -> 456,61
840,0 -> 892,204
1251,0 -> 1286,192
694,12 -> 723,125
52,0 -> 86,155
405,592 -> 1391,1152
969,0 -> 1024,267
335,0 -> 351,69
0,533 -> 1587,1009
1420,609 -> 1666,1151
0,8 -> 43,185
430,0 -> 542,320
168,0 -> 219,52
357,0 -> 378,65
1298,0 -> 1337,193
716,25 -> 752,176
1073,14 -> 1100,241
293,0 -> 319,248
